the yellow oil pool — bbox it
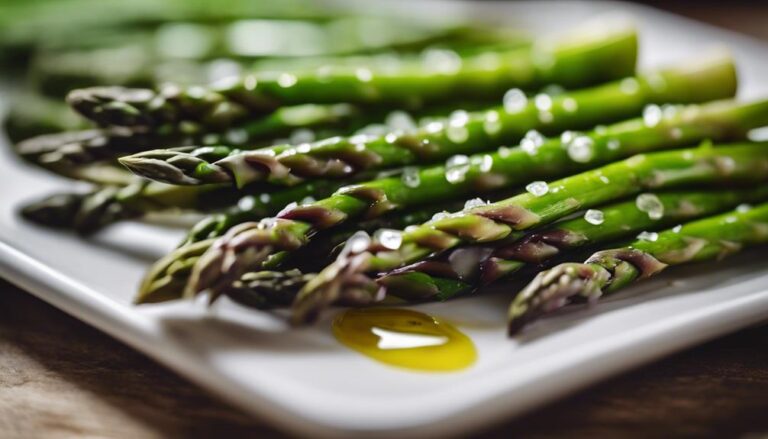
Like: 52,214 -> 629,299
332,308 -> 477,372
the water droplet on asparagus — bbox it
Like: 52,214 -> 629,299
446,110 -> 470,143
277,73 -> 298,88
562,97 -> 578,113
503,88 -> 527,114
534,94 -> 552,111
525,181 -> 549,197
643,105 -> 663,127
637,231 -> 659,242
445,155 -> 470,183
355,68 -> 373,82
636,193 -> 664,220
386,111 -> 417,132
464,198 -> 487,209
375,229 -> 403,250
483,110 -> 501,136
584,209 -> 604,225
345,231 -> 372,255
401,166 -> 421,188
521,130 -> 545,155
567,136 -> 594,162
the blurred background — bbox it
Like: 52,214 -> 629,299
0,0 -> 764,144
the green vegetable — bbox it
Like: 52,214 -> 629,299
507,202 -> 768,335
175,98 -> 768,307
292,142 -> 768,323
68,21 -> 638,128
119,53 -> 738,186
378,187 -> 768,300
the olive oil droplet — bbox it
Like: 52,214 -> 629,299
333,308 -> 476,372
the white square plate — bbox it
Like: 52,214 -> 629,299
2,2 -> 768,437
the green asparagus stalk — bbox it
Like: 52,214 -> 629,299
20,177 -> 343,235
378,188 -> 768,300
68,20 -> 638,128
119,53 -> 738,187
219,188 -> 768,308
507,202 -> 768,335
291,143 -> 768,323
219,201 -> 467,308
179,99 -> 768,304
136,197 -> 463,304
15,103 -> 364,169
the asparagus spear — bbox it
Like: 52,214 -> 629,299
68,20 -> 638,128
119,53 -> 738,187
219,188 -> 768,308
137,198 -> 462,304
291,143 -> 768,323
508,202 -> 768,335
20,178 -> 343,234
378,188 -> 768,300
178,99 -> 768,301
15,103 -> 364,169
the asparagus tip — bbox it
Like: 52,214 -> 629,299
291,249 -> 381,325
19,192 -> 85,229
66,86 -> 155,126
184,222 -> 274,299
507,263 -> 608,336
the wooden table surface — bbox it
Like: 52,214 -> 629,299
4,4 -> 768,439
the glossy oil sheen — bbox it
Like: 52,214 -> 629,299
332,308 -> 477,372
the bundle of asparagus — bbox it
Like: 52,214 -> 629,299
8,8 -> 768,341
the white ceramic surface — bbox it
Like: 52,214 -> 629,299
2,2 -> 768,437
